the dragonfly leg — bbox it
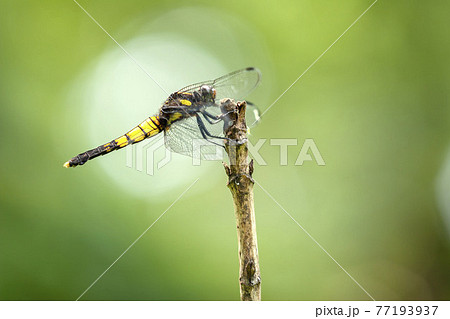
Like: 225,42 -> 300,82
201,109 -> 237,125
197,128 -> 225,149
201,110 -> 223,125
201,112 -> 221,124
195,115 -> 230,149
196,115 -> 229,140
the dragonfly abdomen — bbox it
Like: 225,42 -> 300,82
63,115 -> 163,168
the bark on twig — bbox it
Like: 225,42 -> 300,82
221,99 -> 261,301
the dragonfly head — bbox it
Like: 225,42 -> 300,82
200,85 -> 216,102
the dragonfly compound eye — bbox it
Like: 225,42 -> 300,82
200,85 -> 212,99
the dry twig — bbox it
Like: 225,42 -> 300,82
221,99 -> 261,301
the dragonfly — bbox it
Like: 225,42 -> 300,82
63,67 -> 261,168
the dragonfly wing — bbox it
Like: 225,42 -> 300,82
245,101 -> 261,128
164,116 -> 224,159
175,67 -> 261,102
164,117 -> 199,157
213,67 -> 261,101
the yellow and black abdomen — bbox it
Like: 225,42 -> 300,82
64,116 -> 162,168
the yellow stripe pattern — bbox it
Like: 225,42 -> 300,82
104,116 -> 161,152
180,99 -> 192,106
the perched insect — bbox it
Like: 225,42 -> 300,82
63,67 -> 261,168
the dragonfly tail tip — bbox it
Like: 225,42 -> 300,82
63,161 -> 70,168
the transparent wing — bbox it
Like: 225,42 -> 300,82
176,67 -> 261,102
213,67 -> 261,101
164,116 -> 225,159
245,101 -> 261,128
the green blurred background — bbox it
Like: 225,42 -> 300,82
1,0 -> 449,300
